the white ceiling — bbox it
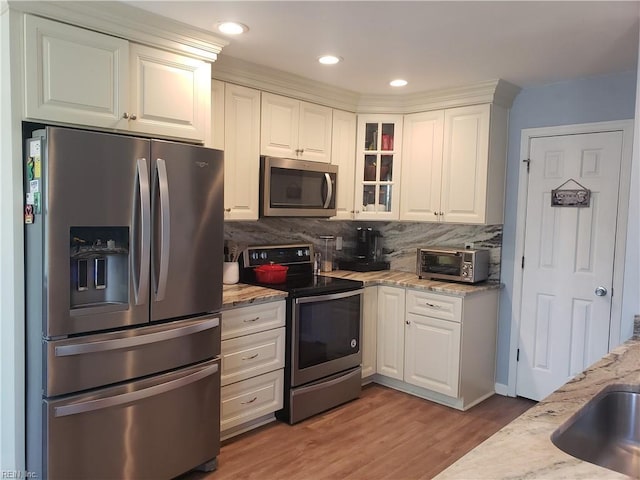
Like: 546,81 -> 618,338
127,1 -> 640,95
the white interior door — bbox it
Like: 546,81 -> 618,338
516,131 -> 623,401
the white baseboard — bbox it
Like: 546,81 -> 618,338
494,382 -> 511,396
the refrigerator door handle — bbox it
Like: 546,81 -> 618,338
54,317 -> 220,357
53,362 -> 219,417
134,158 -> 151,306
155,158 -> 171,302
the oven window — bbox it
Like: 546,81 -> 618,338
425,253 -> 462,276
270,167 -> 335,209
297,294 -> 360,370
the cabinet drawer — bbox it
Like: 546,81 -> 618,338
221,327 -> 285,386
222,301 -> 285,340
406,290 -> 462,322
221,369 -> 284,432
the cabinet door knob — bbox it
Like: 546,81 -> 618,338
405,320 -> 411,325
224,208 -> 231,213
130,113 -> 138,120
433,212 -> 438,216
122,112 -> 130,119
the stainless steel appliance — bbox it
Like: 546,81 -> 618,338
24,125 -> 224,479
260,156 -> 337,217
338,227 -> 390,272
417,246 -> 490,283
239,244 -> 363,424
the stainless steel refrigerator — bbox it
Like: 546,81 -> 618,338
24,125 -> 224,479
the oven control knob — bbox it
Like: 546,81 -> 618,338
251,252 -> 259,261
260,251 -> 268,260
304,249 -> 310,257
297,249 -> 303,256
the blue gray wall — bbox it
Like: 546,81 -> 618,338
497,70 -> 638,385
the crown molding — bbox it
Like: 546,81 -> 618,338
213,56 -> 521,113
8,0 -> 228,62
212,56 -> 361,112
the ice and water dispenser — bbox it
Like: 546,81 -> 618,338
70,226 -> 129,310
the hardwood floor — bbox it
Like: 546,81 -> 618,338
179,384 -> 535,480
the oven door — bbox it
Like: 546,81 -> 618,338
291,289 -> 363,387
422,251 -> 464,281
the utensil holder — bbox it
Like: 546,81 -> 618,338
222,262 -> 239,285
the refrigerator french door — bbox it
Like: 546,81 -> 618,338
25,125 -> 224,479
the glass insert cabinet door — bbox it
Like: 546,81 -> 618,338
355,115 -> 403,219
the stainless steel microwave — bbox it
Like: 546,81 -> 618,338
417,247 -> 490,283
260,156 -> 337,217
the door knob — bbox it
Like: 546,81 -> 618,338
595,286 -> 608,297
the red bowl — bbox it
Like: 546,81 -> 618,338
254,264 -> 288,284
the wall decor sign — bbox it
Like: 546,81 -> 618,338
551,179 -> 591,207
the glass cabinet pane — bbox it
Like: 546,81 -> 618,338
381,123 -> 395,151
363,185 -> 376,209
365,123 -> 378,150
380,155 -> 393,181
364,155 -> 377,181
379,185 -> 392,212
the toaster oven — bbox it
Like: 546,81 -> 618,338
417,247 -> 489,283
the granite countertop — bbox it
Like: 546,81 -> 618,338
435,335 -> 640,479
222,283 -> 287,308
222,270 -> 501,308
322,269 -> 502,296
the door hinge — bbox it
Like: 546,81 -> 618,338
521,256 -> 525,269
517,348 -> 520,362
523,158 -> 531,173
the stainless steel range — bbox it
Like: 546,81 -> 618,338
240,244 -> 363,424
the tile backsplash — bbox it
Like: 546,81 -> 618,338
224,219 -> 503,280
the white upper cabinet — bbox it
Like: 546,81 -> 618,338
400,104 -> 508,224
330,109 -> 357,220
354,115 -> 403,220
128,44 -> 210,141
261,92 -> 333,163
24,14 -> 211,142
24,14 -> 129,130
400,110 -> 445,222
222,83 -> 261,220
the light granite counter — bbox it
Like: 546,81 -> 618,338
322,269 -> 502,296
434,336 -> 640,479
222,283 -> 287,309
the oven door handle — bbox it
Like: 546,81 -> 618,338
295,288 -> 364,305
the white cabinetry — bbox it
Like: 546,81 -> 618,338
331,109 -> 357,220
400,104 -> 508,224
220,301 -> 285,439
361,286 -> 378,379
261,93 -> 333,163
211,80 -> 225,150
374,286 -> 498,411
376,286 -> 406,380
222,83 -> 261,220
355,115 -> 403,220
24,14 -> 211,142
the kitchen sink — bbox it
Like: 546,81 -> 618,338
551,384 -> 640,478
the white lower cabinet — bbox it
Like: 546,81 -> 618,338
372,286 -> 498,411
376,286 -> 406,380
220,300 -> 285,439
361,286 -> 378,379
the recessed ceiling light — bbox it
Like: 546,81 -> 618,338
216,22 -> 249,35
318,55 -> 342,65
390,79 -> 408,87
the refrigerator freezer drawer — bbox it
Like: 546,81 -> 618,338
45,358 -> 221,480
46,315 -> 221,397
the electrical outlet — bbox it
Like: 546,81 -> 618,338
464,242 -> 474,249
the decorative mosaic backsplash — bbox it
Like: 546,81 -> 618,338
224,219 -> 503,280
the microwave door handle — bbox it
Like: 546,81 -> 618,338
134,158 -> 151,306
323,172 -> 333,209
155,158 -> 171,302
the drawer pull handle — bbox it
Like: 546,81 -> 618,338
241,396 -> 258,405
425,302 -> 441,309
242,353 -> 259,360
243,316 -> 260,323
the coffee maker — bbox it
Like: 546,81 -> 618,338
338,227 -> 390,272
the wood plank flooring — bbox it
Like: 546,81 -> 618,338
180,384 -> 535,480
